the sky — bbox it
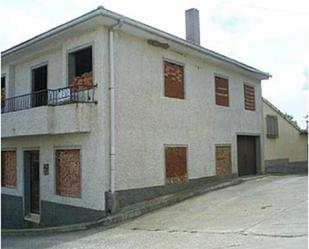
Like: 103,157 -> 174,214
1,0 -> 308,128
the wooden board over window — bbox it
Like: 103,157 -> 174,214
215,76 -> 229,106
1,151 -> 17,187
164,61 -> 184,99
266,115 -> 279,138
244,84 -> 255,111
165,147 -> 187,184
56,149 -> 81,198
216,145 -> 231,176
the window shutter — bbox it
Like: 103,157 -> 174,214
244,84 -> 255,111
266,115 -> 278,138
274,116 -> 278,137
215,76 -> 229,106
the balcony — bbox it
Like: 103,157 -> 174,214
1,86 -> 97,138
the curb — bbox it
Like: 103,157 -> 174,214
2,178 -> 242,236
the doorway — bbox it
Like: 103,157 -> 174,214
32,65 -> 47,107
237,136 -> 257,176
24,151 -> 40,216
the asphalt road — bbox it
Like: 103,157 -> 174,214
2,175 -> 308,249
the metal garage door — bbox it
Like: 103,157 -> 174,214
237,136 -> 257,176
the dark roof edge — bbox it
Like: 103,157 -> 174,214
2,6 -> 271,79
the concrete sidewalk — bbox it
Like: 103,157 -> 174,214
2,175 -> 308,249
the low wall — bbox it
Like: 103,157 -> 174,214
40,201 -> 106,227
106,173 -> 238,213
1,195 -> 106,229
265,159 -> 308,174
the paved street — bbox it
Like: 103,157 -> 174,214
2,175 -> 308,249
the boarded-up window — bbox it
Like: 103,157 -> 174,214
215,76 -> 229,106
165,147 -> 187,184
266,115 -> 279,138
216,145 -> 231,176
164,61 -> 184,99
244,84 -> 255,111
1,151 -> 17,187
56,149 -> 81,198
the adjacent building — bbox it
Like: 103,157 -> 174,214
1,7 -> 270,228
263,98 -> 308,173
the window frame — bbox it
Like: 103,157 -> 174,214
1,150 -> 17,188
214,74 -> 229,107
66,43 -> 94,87
31,62 -> 48,93
244,83 -> 256,111
266,115 -> 279,138
164,144 -> 188,185
54,147 -> 82,198
163,58 -> 185,100
215,144 -> 232,176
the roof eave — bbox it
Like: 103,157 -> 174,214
1,6 -> 271,80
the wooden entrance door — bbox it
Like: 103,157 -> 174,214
30,151 -> 40,214
237,136 -> 256,176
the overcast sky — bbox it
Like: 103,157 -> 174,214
1,0 -> 308,128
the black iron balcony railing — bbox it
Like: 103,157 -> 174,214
1,85 -> 96,114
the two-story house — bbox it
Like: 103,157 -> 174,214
1,7 -> 270,229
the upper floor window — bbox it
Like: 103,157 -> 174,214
68,46 -> 93,91
244,84 -> 255,111
32,64 -> 48,107
1,76 -> 5,98
215,76 -> 229,107
266,115 -> 279,138
164,60 -> 184,99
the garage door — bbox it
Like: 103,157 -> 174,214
237,136 -> 256,176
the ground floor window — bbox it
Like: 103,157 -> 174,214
216,145 -> 231,176
165,146 -> 188,184
1,150 -> 17,187
56,149 -> 81,198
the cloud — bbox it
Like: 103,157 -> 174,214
211,12 -> 248,33
0,0 -> 308,128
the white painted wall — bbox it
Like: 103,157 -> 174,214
114,31 -> 263,190
1,27 -> 111,211
1,24 -> 264,212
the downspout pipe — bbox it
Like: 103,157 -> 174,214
108,19 -> 123,213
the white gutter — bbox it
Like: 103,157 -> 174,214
108,19 -> 123,213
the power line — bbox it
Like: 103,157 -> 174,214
220,1 -> 309,15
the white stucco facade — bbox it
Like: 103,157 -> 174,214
114,31 -> 263,190
2,26 -> 110,212
1,8 -> 268,221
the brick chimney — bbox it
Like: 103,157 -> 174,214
185,8 -> 200,46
